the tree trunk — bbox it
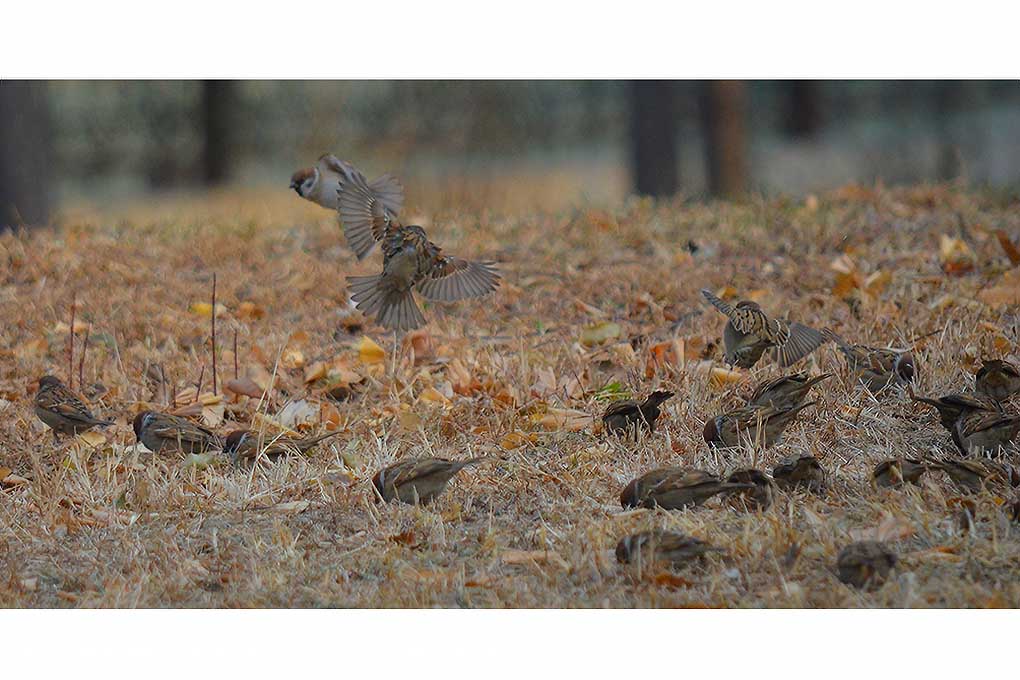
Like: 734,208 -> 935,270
784,81 -> 822,138
701,81 -> 749,198
202,80 -> 234,186
629,81 -> 678,197
0,81 -> 54,228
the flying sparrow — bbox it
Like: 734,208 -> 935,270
222,429 -> 341,463
290,154 -> 403,216
836,541 -> 897,589
701,289 -> 826,368
602,390 -> 674,437
615,530 -> 723,567
725,468 -> 775,511
910,388 -> 999,432
620,467 -> 753,510
872,458 -> 929,489
772,454 -> 827,493
951,407 -> 1020,457
33,375 -> 114,438
703,401 -> 815,449
747,373 -> 830,410
931,458 -> 1020,495
132,411 -> 223,454
372,457 -> 486,504
975,359 -> 1020,402
340,172 -> 500,331
823,329 -> 916,393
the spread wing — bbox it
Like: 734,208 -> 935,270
337,170 -> 394,260
368,173 -> 405,217
771,322 -> 825,367
702,289 -> 735,319
416,257 -> 500,302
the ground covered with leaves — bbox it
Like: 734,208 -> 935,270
2,182 -> 1020,607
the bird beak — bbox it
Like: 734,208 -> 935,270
289,181 -> 301,195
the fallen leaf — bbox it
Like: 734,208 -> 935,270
418,387 -> 451,406
269,500 -> 310,514
653,573 -> 694,589
532,408 -> 591,432
358,336 -> 386,365
579,321 -> 621,347
236,301 -> 266,319
501,549 -> 569,570
939,234 -> 976,275
709,365 -> 744,387
994,230 -> 1020,266
277,400 -> 318,429
77,430 -> 106,447
978,269 -> 1020,307
189,302 -> 227,317
304,361 -> 327,383
850,515 -> 915,542
182,453 -> 217,469
499,431 -> 536,450
224,377 -> 264,398
282,348 -> 305,369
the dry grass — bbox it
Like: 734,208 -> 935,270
2,179 -> 1020,608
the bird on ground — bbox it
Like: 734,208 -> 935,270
823,329 -> 916,393
615,531 -> 723,567
931,458 -> 1020,495
872,458 -> 929,489
33,375 -> 114,439
703,401 -> 815,449
222,429 -> 341,463
132,411 -> 223,454
772,454 -> 827,493
340,172 -> 500,331
836,541 -> 897,589
620,468 -> 752,510
951,408 -> 1020,457
725,468 -> 775,511
701,289 -> 827,369
910,388 -> 999,432
602,390 -> 674,437
372,457 -> 487,504
975,359 -> 1020,402
747,373 -> 830,410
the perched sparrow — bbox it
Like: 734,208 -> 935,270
373,457 -> 486,504
701,289 -> 826,368
703,401 -> 815,449
975,359 -> 1020,402
725,468 -> 775,511
932,458 -> 1020,495
615,530 -> 723,567
910,388 -> 998,432
620,468 -> 752,510
290,154 -> 403,217
823,329 -> 916,393
33,375 -> 113,438
222,429 -> 341,462
132,411 -> 223,454
602,390 -> 674,437
951,407 -> 1020,456
836,541 -> 897,589
872,458 -> 928,489
748,373 -> 830,410
772,454 -> 827,493
340,173 -> 500,331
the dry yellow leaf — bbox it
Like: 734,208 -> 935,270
236,301 -> 265,319
499,431 -> 535,450
189,302 -> 227,317
579,321 -> 621,347
358,336 -> 386,364
418,387 -> 451,406
304,361 -> 327,383
282,348 -> 305,369
225,377 -> 264,398
709,365 -> 744,387
532,408 -> 591,432
501,549 -> 569,570
77,430 -> 106,447
939,234 -> 976,274
398,410 -> 423,431
863,270 -> 892,296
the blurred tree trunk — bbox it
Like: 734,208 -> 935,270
784,81 -> 822,138
0,81 -> 53,228
934,81 -> 964,181
202,80 -> 234,185
701,80 -> 748,198
629,81 -> 677,197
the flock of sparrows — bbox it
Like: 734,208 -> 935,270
22,156 -> 1020,592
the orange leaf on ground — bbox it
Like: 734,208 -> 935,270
994,230 -> 1020,265
358,337 -> 386,364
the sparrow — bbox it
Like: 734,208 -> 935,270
703,401 -> 815,449
975,359 -> 1020,402
951,407 -> 1020,456
340,172 -> 500,331
602,390 -> 674,437
372,457 -> 486,504
33,375 -> 113,438
910,388 -> 999,432
836,541 -> 897,589
772,454 -> 827,493
132,411 -> 223,454
615,531 -> 723,567
290,154 -> 403,217
222,429 -> 341,463
747,373 -> 830,410
823,329 -> 916,393
701,289 -> 826,368
872,458 -> 929,489
725,468 -> 775,511
931,458 -> 1020,495
620,468 -> 752,510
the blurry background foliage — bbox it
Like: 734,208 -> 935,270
1,80 -> 1018,226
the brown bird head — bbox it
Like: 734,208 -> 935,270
223,430 -> 250,457
38,375 -> 64,389
132,411 -> 155,441
619,478 -> 641,508
895,352 -> 917,383
289,167 -> 316,196
702,416 -> 721,445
